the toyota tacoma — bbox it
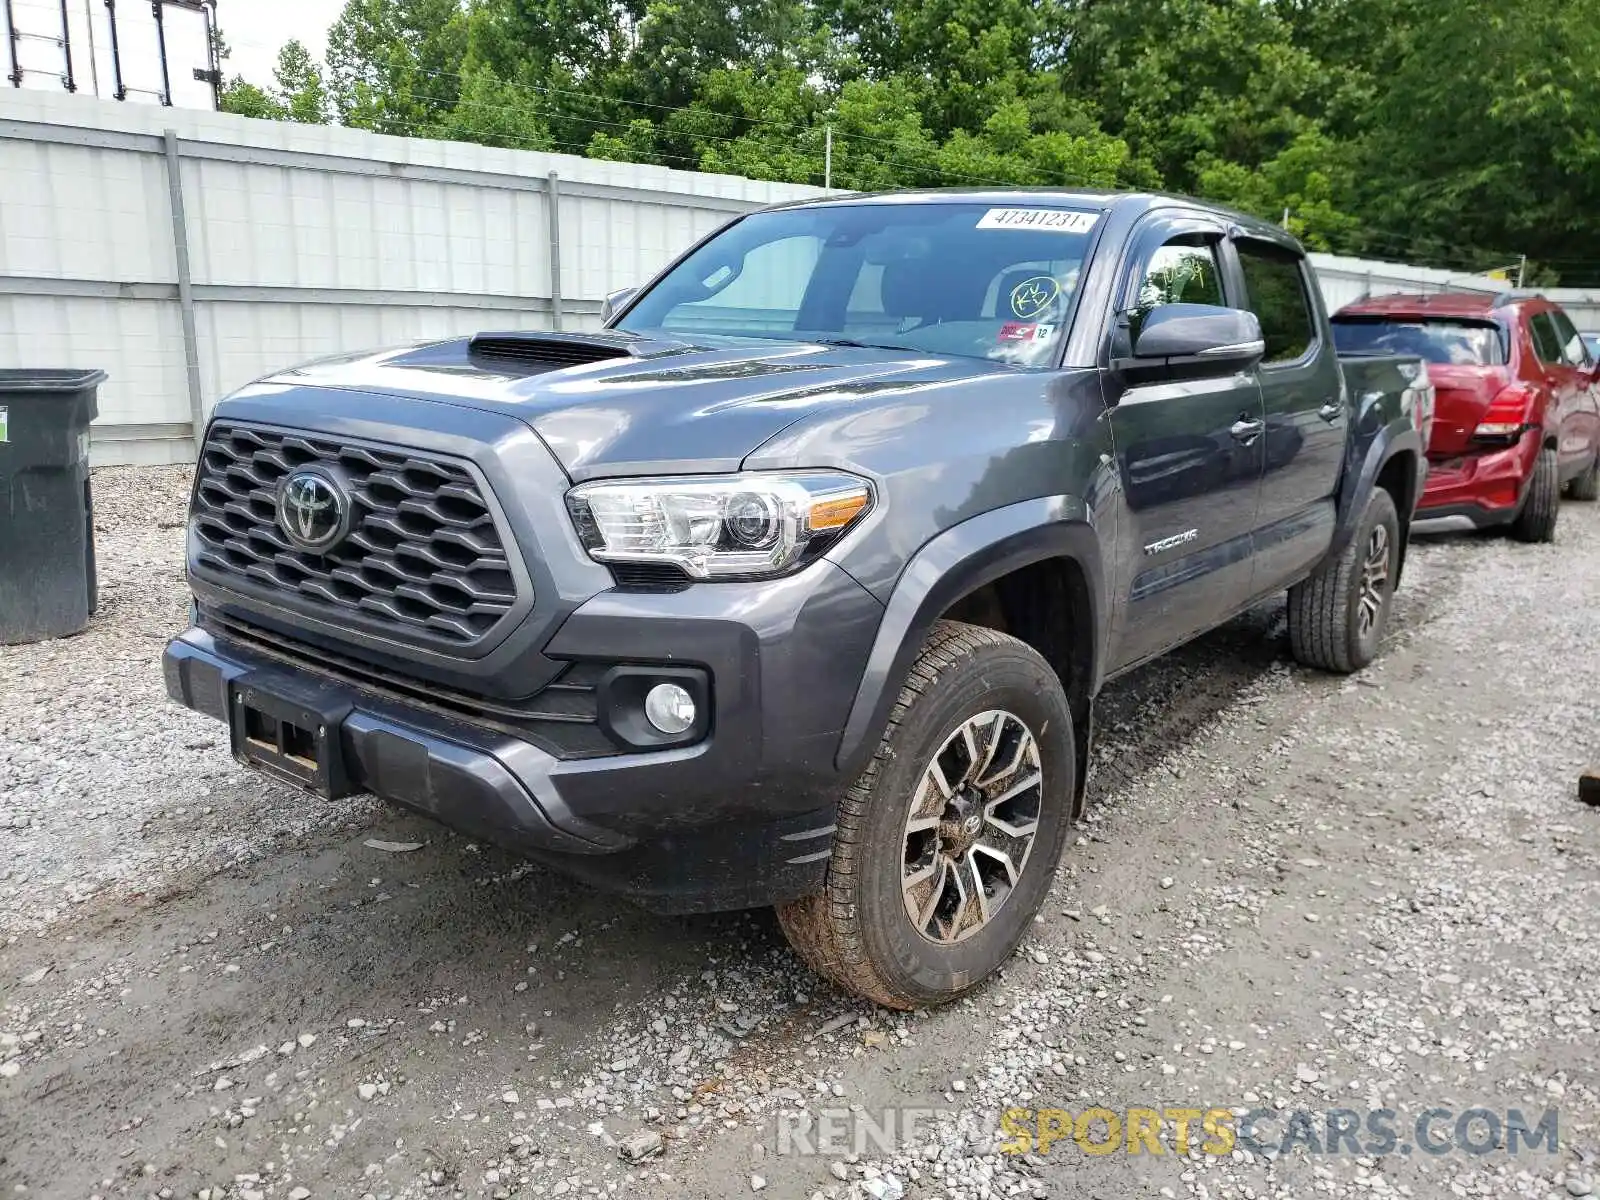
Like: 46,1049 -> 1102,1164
164,190 -> 1433,1008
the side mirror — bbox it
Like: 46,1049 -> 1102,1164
600,287 -> 638,325
1130,304 -> 1265,376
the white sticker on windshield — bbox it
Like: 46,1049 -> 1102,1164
976,208 -> 1099,233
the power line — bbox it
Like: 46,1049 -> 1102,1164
342,96 -> 1023,190
351,105 -> 1014,194
204,27 -> 1058,189
215,21 -> 956,161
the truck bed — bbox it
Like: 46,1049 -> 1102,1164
1339,351 -> 1435,448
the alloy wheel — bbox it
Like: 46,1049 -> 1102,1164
901,709 -> 1043,944
1356,524 -> 1391,639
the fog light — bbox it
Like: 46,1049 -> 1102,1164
644,682 -> 696,735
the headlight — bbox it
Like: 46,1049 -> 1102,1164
566,472 -> 874,580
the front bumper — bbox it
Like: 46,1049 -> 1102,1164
1417,431 -> 1540,525
164,560 -> 885,913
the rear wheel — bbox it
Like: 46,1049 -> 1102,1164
1511,447 -> 1560,542
776,621 -> 1074,1009
1567,452 -> 1599,501
1287,487 -> 1399,674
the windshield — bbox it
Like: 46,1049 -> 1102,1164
616,203 -> 1101,367
1331,317 -> 1507,366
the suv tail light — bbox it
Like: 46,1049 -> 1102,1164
1472,383 -> 1537,445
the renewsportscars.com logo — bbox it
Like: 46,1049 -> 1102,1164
769,1105 -> 1561,1161
998,1106 -> 1561,1158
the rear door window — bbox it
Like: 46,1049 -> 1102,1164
1331,318 -> 1506,366
1529,313 -> 1566,365
1550,308 -> 1591,367
1236,242 -> 1316,364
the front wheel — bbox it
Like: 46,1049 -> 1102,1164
777,621 -> 1075,1009
1287,487 -> 1400,674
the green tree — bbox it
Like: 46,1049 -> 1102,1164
588,118 -> 664,165
220,79 -> 286,120
618,0 -> 815,111
816,0 -> 1067,138
218,40 -> 327,124
1060,0 -> 1337,192
274,40 -> 331,125
1354,0 -> 1600,275
326,0 -> 470,134
428,61 -> 552,150
1196,130 -> 1361,251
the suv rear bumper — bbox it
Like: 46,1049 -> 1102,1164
164,559 -> 885,913
1416,431 -> 1540,525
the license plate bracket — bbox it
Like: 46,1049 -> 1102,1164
228,671 -> 356,799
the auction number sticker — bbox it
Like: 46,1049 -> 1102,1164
976,208 -> 1099,233
0,406 -> 8,443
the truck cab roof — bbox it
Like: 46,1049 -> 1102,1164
762,188 -> 1306,256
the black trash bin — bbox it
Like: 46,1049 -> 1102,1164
0,369 -> 106,645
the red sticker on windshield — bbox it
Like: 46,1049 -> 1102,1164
998,322 -> 1056,344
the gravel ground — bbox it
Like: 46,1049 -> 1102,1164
2,467 -> 1597,1200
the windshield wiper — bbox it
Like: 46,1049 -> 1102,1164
806,336 -> 918,353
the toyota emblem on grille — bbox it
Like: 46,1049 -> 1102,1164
276,470 -> 350,553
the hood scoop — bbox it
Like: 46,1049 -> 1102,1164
467,330 -> 641,368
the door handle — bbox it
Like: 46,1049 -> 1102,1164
1318,402 -> 1342,423
1229,417 -> 1265,444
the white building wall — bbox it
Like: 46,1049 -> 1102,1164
1308,252 -> 1600,331
0,89 -> 821,464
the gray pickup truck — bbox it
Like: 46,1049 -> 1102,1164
164,190 -> 1432,1008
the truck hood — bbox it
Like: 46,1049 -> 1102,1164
237,330 -> 1012,481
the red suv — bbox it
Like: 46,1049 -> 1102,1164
1332,292 -> 1600,540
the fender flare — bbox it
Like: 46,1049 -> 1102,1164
833,495 -> 1107,775
1327,421 -> 1424,567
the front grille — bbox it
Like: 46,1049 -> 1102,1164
208,613 -> 615,759
191,423 -> 522,647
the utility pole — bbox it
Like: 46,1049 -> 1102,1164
1516,254 -> 1527,287
824,125 -> 833,193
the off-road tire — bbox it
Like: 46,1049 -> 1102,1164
1287,487 -> 1399,674
1511,447 -> 1560,542
776,620 -> 1074,1010
1567,452 -> 1600,501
